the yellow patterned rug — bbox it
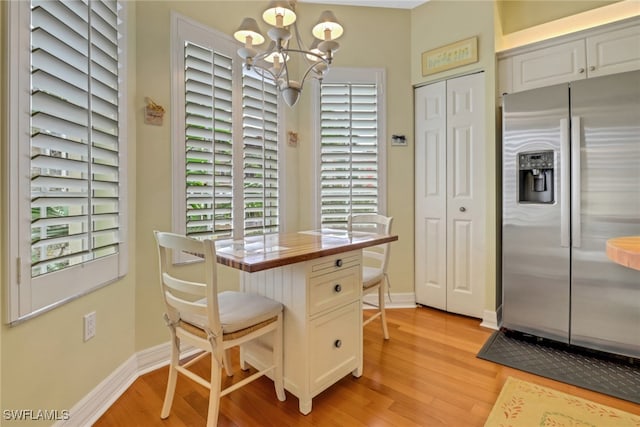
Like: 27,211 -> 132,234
485,377 -> 640,427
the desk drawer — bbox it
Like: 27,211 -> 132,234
309,251 -> 360,277
310,301 -> 360,396
308,266 -> 360,317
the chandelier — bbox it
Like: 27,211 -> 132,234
233,1 -> 344,107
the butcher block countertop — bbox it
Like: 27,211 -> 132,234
214,229 -> 398,273
606,236 -> 640,271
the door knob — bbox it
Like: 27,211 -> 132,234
460,207 -> 466,212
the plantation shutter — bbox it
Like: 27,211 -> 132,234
184,42 -> 234,238
30,0 -> 121,277
320,83 -> 379,228
242,71 -> 279,235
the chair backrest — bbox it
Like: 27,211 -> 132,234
347,214 -> 393,273
154,231 -> 221,336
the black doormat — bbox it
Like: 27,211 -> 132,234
477,329 -> 640,404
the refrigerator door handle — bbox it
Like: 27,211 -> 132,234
571,116 -> 582,248
560,118 -> 570,248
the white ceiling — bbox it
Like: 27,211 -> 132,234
299,0 -> 429,10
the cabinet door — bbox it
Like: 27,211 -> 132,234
414,81 -> 447,310
310,302 -> 360,395
586,25 -> 640,78
446,73 -> 486,319
497,57 -> 513,98
512,40 -> 586,92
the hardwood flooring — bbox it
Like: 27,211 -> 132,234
95,307 -> 640,426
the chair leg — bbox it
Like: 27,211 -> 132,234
223,349 -> 233,377
273,313 -> 286,401
206,350 -> 223,427
239,345 -> 249,371
379,280 -> 389,340
161,334 -> 180,419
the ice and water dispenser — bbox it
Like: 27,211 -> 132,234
518,151 -> 554,204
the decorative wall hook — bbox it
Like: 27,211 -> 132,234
144,97 -> 165,126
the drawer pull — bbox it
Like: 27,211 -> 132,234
334,284 -> 342,293
335,259 -> 343,267
334,339 -> 342,348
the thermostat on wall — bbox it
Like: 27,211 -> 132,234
391,134 -> 407,146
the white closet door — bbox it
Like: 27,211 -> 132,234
414,81 -> 447,310
446,73 -> 485,318
414,73 -> 485,318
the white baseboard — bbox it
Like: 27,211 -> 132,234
137,341 -> 175,376
363,292 -> 416,309
53,354 -> 138,427
54,341 -> 199,427
480,309 -> 500,330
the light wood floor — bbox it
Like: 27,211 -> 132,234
95,307 -> 640,426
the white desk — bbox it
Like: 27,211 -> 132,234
214,229 -> 398,414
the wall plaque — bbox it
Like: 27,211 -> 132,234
421,36 -> 478,76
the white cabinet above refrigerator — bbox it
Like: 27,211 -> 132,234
497,16 -> 640,99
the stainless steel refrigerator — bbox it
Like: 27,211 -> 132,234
501,70 -> 640,358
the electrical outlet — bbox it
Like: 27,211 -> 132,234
84,311 -> 96,342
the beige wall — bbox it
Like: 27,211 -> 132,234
0,2 -> 138,422
497,0 -> 639,51
497,0 -> 621,34
0,0 -> 4,415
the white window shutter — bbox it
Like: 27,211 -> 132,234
177,22 -> 280,243
7,0 -> 126,322
184,42 -> 234,238
242,70 -> 279,235
30,0 -> 122,277
320,82 -> 379,228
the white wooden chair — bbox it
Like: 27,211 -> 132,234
154,231 -> 286,426
347,214 -> 393,340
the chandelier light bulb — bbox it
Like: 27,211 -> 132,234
312,11 -> 343,41
263,1 -> 296,27
264,52 -> 287,64
234,18 -> 265,47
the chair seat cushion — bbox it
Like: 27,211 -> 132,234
182,291 -> 283,334
363,266 -> 383,289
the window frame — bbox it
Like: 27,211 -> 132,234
170,12 -> 284,264
4,0 -> 129,324
312,67 -> 387,229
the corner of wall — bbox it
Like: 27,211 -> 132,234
0,0 -> 5,415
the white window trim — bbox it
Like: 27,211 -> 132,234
4,0 -> 129,324
170,12 -> 285,264
311,67 -> 387,228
